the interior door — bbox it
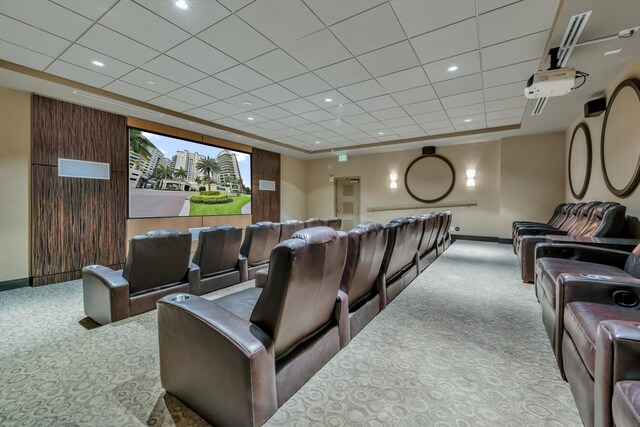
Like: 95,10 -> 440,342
335,177 -> 360,231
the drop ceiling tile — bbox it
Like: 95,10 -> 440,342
318,119 -> 359,134
51,0 -> 119,20
278,115 -> 311,127
394,130 -> 425,138
0,15 -> 70,57
481,31 -> 549,70
432,74 -> 483,97
250,84 -> 298,104
189,77 -> 242,99
376,134 -> 400,141
60,45 -> 134,79
256,120 -> 290,131
296,123 -> 324,132
283,29 -> 352,70
238,0 -> 324,45
132,0 -> 230,35
486,107 -> 525,120
428,126 -> 456,135
391,124 -> 423,134
0,0 -> 92,41
455,122 -> 486,132
325,103 -> 366,117
371,107 -> 406,121
357,95 -> 399,112
0,40 -> 54,70
412,110 -> 448,123
440,90 -> 484,109
423,50 -> 481,83
402,99 -> 442,115
78,25 -> 158,66
167,87 -> 218,107
484,95 -> 527,112
315,59 -> 372,88
202,101 -> 244,116
216,0 -> 253,12
484,81 -> 526,101
104,80 -> 157,101
232,113 -> 268,125
278,128 -> 306,136
420,119 -> 453,130
411,18 -> 479,65
382,116 -> 416,128
478,0 -> 558,47
376,67 -> 430,94
246,49 -> 308,82
280,73 -> 332,97
217,117 -> 251,129
487,116 -> 521,127
331,3 -> 406,56
477,0 -> 519,14
166,38 -> 237,75
278,98 -> 318,115
142,55 -> 206,85
215,64 -> 272,91
46,60 -> 113,87
391,85 -> 437,106
343,113 -> 377,125
121,69 -> 180,93
253,105 -> 293,120
357,121 -> 386,131
357,41 -> 420,77
450,113 -> 485,125
326,136 -> 348,144
390,0 -> 475,38
304,0 -> 387,26
367,128 -> 393,136
300,110 -> 336,122
482,59 -> 540,88
305,90 -> 351,109
149,95 -> 195,112
198,15 -> 276,62
338,79 -> 386,101
184,108 -> 224,121
447,103 -> 485,118
224,94 -> 272,111
100,0 -> 190,51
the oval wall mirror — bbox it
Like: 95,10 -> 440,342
404,154 -> 455,203
601,78 -> 640,197
568,122 -> 592,200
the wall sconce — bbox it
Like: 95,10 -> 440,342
329,175 -> 334,183
389,173 -> 398,189
466,169 -> 476,187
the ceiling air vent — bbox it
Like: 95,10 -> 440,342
532,97 -> 549,116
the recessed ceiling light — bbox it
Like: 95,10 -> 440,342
464,118 -> 472,122
324,98 -> 333,102
315,141 -> 320,144
92,60 -> 104,67
175,0 -> 188,10
242,100 -> 253,106
448,65 -> 458,72
378,132 -> 384,135
604,48 -> 622,56
147,81 -> 155,85
247,117 -> 254,121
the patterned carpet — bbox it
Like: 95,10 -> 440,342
0,241 -> 581,426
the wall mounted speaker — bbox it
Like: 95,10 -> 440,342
584,97 -> 606,117
422,146 -> 436,155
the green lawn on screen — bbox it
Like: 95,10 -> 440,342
189,194 -> 251,216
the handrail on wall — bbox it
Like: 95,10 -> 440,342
366,201 -> 478,213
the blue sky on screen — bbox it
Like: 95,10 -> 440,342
141,131 -> 251,187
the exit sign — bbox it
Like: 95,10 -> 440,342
338,154 -> 348,162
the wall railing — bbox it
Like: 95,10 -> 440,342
366,201 -> 478,213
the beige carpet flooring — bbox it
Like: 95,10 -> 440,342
0,241 -> 581,426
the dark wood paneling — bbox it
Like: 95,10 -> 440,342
251,148 -> 280,223
31,95 -> 127,285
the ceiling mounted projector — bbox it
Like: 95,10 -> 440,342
524,67 -> 576,99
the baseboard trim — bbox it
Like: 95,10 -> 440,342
0,277 -> 31,292
452,234 -> 508,243
497,238 -> 512,245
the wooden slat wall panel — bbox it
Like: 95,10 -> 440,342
251,148 -> 281,223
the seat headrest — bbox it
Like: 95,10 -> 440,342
255,221 -> 274,226
390,217 -> 412,225
203,224 -> 238,232
282,219 -> 303,225
292,226 -> 339,245
141,229 -> 182,239
356,221 -> 384,232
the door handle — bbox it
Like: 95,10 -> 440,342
336,208 -> 342,213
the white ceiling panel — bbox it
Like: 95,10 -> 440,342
486,107 -> 525,120
483,81 -> 527,101
77,24 -> 158,67
246,49 -> 307,82
357,41 -> 420,78
454,121 -> 486,132
283,29 -> 351,70
132,0 -> 230,35
423,50 -> 481,83
167,38 -> 237,75
420,119 -> 453,129
188,76 -> 242,99
428,126 -> 456,135
278,115 -> 311,127
216,0 -> 253,12
315,59 -> 372,88
167,87 -> 217,107
100,0 -> 190,52
215,64 -> 272,91
0,0 -> 92,41
484,95 -> 527,112
305,90 -> 351,109
481,31 -> 549,69
217,117 -> 250,129
403,99 -> 443,115
487,116 -> 521,127
224,93 -> 271,111
411,18 -> 479,65
142,55 -> 206,85
412,110 -> 449,124
338,79 -> 386,101
121,69 -> 181,93
256,120 -> 290,131
331,3 -> 406,56
46,60 -> 113,88
278,98 -> 318,115
0,15 -> 70,57
357,95 -> 399,112
198,15 -> 276,62
60,45 -> 134,79
376,67 -> 430,94
343,113 -> 377,126
479,0 -> 558,47
103,80 -> 157,101
51,0 -> 119,20
202,101 -> 244,116
149,95 -> 195,112
325,102 -> 366,117
280,72 -> 332,97
253,105 -> 294,119
482,59 -> 540,88
371,107 -> 407,121
476,0 -> 519,15
318,119 -> 359,134
0,40 -> 54,70
296,122 -> 324,132
303,0 -> 387,26
300,109 -> 336,122
433,74 -> 483,97
446,103 -> 485,118
238,0 -> 324,45
232,113 -> 268,125
391,0 -> 476,38
450,113 -> 486,125
391,85 -> 437,106
184,107 -> 224,121
392,124 -> 422,134
250,84 -> 298,104
440,90 -> 484,109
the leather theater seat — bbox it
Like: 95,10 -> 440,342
323,217 -> 342,231
240,221 -> 281,279
418,213 -> 439,272
278,219 -> 304,242
381,217 -> 422,304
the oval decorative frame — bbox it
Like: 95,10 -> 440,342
404,154 -> 455,203
601,78 -> 640,198
568,122 -> 592,200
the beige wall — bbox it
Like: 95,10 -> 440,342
566,58 -> 640,220
499,132 -> 566,239
0,87 -> 30,282
280,154 -> 307,220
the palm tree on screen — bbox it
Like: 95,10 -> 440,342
129,130 -> 155,160
174,167 -> 187,180
196,157 -> 220,191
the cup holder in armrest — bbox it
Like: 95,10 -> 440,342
561,250 -> 575,259
612,290 -> 639,308
170,294 -> 192,303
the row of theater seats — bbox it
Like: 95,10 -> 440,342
82,217 -> 341,325
156,211 -> 453,427
512,202 -> 627,282
514,204 -> 640,426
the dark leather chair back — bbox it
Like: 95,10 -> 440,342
304,218 -> 323,228
418,214 -> 436,256
404,216 -> 425,253
382,219 -> 417,279
429,214 -> 443,248
568,201 -> 602,235
323,217 -> 342,231
444,211 -> 452,233
581,203 -> 626,237
624,244 -> 640,278
435,212 -> 448,245
559,203 -> 586,231
549,203 -> 571,228
240,222 -> 281,266
192,225 -> 242,277
123,230 -> 191,295
340,222 -> 388,308
250,227 -> 347,358
279,220 -> 304,242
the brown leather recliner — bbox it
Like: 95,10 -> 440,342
434,212 -> 449,256
340,221 -> 389,339
304,217 -> 324,228
240,221 -> 281,279
418,213 -> 439,271
514,202 -> 584,253
512,203 -> 572,246
191,225 -> 248,295
157,227 -> 348,427
278,219 -> 304,242
323,217 -> 342,231
83,230 -> 199,325
443,211 -> 453,250
381,218 -> 421,304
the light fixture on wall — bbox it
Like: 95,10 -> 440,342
329,175 -> 334,183
390,173 -> 398,189
466,169 -> 476,187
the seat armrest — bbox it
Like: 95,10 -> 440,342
334,290 -> 350,348
377,273 -> 387,310
595,320 -> 640,427
187,262 -> 201,295
82,265 -> 130,325
519,236 -> 548,282
238,255 -> 248,283
535,243 -> 630,269
254,267 -> 269,289
157,294 -> 277,427
518,227 -> 567,237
